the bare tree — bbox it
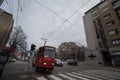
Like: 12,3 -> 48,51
9,26 -> 27,58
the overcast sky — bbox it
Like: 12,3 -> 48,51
0,0 -> 100,49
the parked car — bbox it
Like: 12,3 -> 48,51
67,59 -> 78,66
54,59 -> 63,67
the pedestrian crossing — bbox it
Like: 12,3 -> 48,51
71,72 -> 102,80
49,75 -> 62,80
58,74 -> 76,80
36,70 -> 120,80
37,76 -> 47,80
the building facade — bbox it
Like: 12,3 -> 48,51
58,42 -> 85,61
0,9 -> 14,51
83,0 -> 120,66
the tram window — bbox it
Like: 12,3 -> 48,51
44,49 -> 55,58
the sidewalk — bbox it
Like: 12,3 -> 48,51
0,61 -> 36,80
1,72 -> 38,80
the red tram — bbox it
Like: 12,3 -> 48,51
32,46 -> 55,72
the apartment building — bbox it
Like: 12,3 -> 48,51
83,0 -> 120,66
58,42 -> 85,61
58,42 -> 76,59
0,9 -> 14,51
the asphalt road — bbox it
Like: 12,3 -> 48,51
1,61 -> 120,80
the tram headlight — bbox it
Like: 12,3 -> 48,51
43,63 -> 47,65
52,63 -> 54,66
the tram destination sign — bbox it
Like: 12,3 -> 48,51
45,47 -> 55,51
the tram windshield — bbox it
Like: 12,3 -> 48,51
44,48 -> 55,58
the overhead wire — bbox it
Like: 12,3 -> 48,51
11,0 -> 13,14
32,0 -> 67,38
18,4 -> 36,47
19,4 -> 32,32
33,0 -> 66,21
32,0 -> 91,37
19,3 -> 45,44
19,0 -> 94,45
16,0 -> 20,27
5,0 -> 11,13
65,0 -> 91,22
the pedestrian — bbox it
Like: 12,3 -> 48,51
24,51 -> 34,72
24,44 -> 36,71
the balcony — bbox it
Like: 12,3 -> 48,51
112,0 -> 120,9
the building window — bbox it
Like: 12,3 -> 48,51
112,0 -> 120,8
92,13 -> 98,17
112,39 -> 120,45
99,1 -> 108,9
103,13 -> 111,19
106,21 -> 115,26
112,51 -> 120,55
118,9 -> 120,15
109,29 -> 118,35
99,42 -> 102,48
102,7 -> 108,12
91,8 -> 97,13
116,7 -> 120,15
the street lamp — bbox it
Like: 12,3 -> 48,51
40,38 -> 48,46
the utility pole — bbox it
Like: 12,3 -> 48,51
75,46 -> 78,62
74,42 -> 78,62
40,38 -> 48,46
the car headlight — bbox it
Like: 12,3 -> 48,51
52,63 -> 54,65
43,63 -> 47,65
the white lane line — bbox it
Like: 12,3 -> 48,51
58,74 -> 76,80
92,70 -> 119,79
72,72 -> 102,80
48,75 -> 62,80
84,71 -> 118,79
66,73 -> 90,80
37,76 -> 47,80
79,72 -> 115,80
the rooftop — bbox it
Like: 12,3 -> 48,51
85,0 -> 105,14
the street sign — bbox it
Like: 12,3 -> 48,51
88,54 -> 96,59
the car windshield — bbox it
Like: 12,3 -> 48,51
44,49 -> 55,58
55,59 -> 62,62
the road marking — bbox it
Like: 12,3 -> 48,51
71,72 -> 102,80
92,70 -> 119,79
83,70 -> 118,79
37,76 -> 47,80
79,72 -> 115,80
58,74 -> 76,80
66,73 -> 90,80
48,75 -> 62,80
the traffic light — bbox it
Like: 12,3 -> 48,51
30,44 -> 36,51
